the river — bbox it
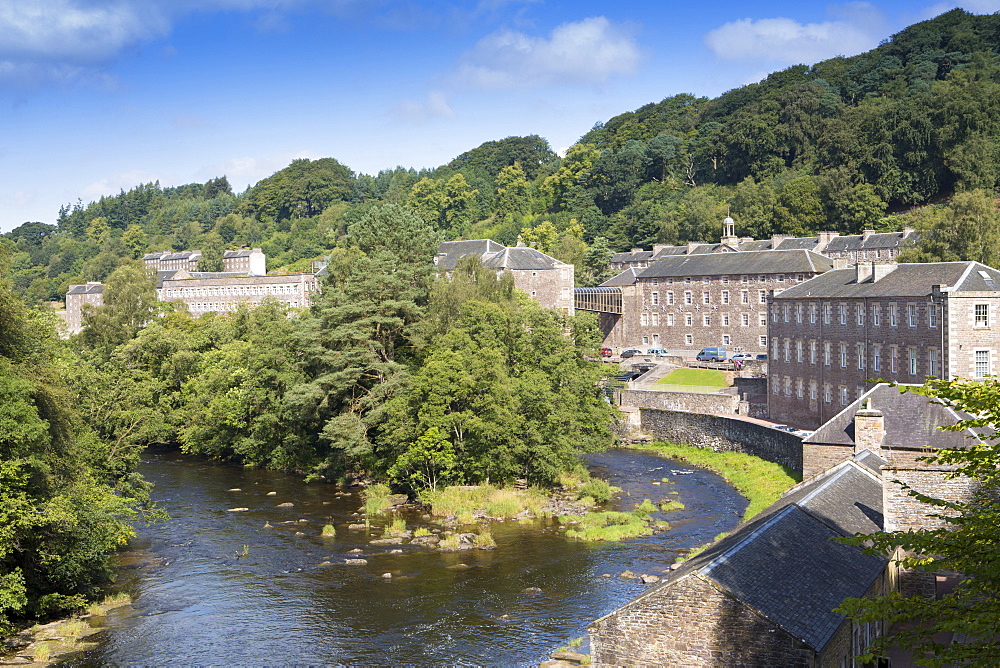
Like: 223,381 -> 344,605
64,448 -> 746,666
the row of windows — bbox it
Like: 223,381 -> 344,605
640,312 -> 769,327
772,376 -> 869,406
771,339 -> 942,376
188,300 -> 304,312
163,283 -> 312,299
647,274 -> 807,286
643,334 -> 768,347
773,301 -> 947,328
651,290 -> 771,306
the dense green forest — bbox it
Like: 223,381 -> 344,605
5,9 -> 1000,303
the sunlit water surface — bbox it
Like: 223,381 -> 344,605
64,448 -> 746,666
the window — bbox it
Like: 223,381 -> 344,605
703,277 -> 710,284
857,305 -> 865,326
759,313 -> 767,327
722,314 -> 730,326
703,291 -> 711,304
742,313 -> 750,326
723,335 -> 731,345
667,291 -> 675,305
741,290 -> 750,304
839,304 -> 847,325
685,277 -> 691,284
784,339 -> 791,362
685,313 -> 693,326
783,304 -> 790,322
772,339 -> 779,359
684,291 -> 692,305
928,349 -> 938,377
653,334 -> 659,344
652,291 -> 659,305
809,303 -> 816,323
975,304 -> 989,327
651,313 -> 659,326
810,341 -> 817,364
703,315 -> 711,326
741,275 -> 749,283
796,274 -> 804,282
890,303 -> 897,327
810,381 -> 817,401
773,306 -> 779,323
796,379 -> 803,398
797,340 -> 803,362
872,305 -> 880,326
908,304 -> 917,327
929,304 -> 937,328
667,313 -> 674,326
784,377 -> 791,395
824,384 -> 832,403
642,336 -> 649,345
824,342 -> 831,366
841,387 -> 848,406
759,290 -> 767,304
824,303 -> 831,325
890,346 -> 898,373
722,290 -> 730,305
641,313 -> 649,326
909,348 -> 918,375
873,345 -> 881,372
777,274 -> 785,282
773,375 -> 780,394
721,275 -> 729,284
759,335 -> 767,347
759,275 -> 766,282
651,278 -> 658,286
975,350 -> 990,378
685,334 -> 693,345
796,303 -> 802,323
840,343 -> 847,368
857,344 -> 866,370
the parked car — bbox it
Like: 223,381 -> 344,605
770,424 -> 798,433
646,348 -> 668,357
600,347 -> 613,357
755,354 -> 768,360
729,353 -> 753,361
620,349 -> 643,359
695,346 -> 727,362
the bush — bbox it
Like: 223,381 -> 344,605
321,524 -> 336,537
577,478 -> 619,503
362,483 -> 392,515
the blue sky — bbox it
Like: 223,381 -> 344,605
1,0 -> 998,232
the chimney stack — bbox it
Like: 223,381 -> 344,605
854,398 -> 885,455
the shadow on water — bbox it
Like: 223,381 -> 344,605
62,448 -> 746,667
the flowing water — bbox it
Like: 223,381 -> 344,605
65,448 -> 746,666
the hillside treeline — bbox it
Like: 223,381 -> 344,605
5,8 -> 1000,304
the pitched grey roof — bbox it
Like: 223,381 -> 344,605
773,262 -> 1000,300
67,283 -> 104,295
825,231 -> 916,252
775,236 -> 821,251
599,267 -> 640,287
804,383 -> 987,450
646,456 -> 886,653
481,244 -> 565,271
142,251 -> 165,261
638,249 -> 834,279
611,249 -> 655,264
434,239 -> 506,270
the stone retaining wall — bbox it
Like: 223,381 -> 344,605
639,408 -> 803,474
619,388 -> 740,415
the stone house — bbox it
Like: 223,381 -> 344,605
578,249 -> 833,355
144,247 -> 267,275
589,452 -> 891,666
142,250 -> 202,272
222,248 -> 266,275
434,240 -> 575,316
768,261 -> 1000,429
64,282 -> 104,335
158,270 -> 320,314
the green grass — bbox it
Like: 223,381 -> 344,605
321,524 -> 336,537
629,442 -> 799,521
418,485 -> 548,520
362,483 -> 393,515
656,368 -> 728,387
577,478 -> 619,503
659,499 -> 685,512
561,510 -> 655,542
383,518 -> 407,537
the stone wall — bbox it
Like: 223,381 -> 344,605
589,573 -> 815,666
640,408 -> 803,474
620,388 -> 739,415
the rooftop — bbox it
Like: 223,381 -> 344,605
638,249 -> 834,279
773,261 -> 1000,299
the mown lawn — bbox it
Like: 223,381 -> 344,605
655,368 -> 728,387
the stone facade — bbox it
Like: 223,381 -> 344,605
142,250 -> 202,272
769,261 -> 1000,429
64,282 -> 104,335
639,408 -> 803,473
584,250 -> 832,355
159,272 -> 320,314
618,388 -> 740,415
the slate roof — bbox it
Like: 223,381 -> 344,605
599,267 -> 640,288
623,454 -> 887,653
434,239 -> 506,270
611,249 -> 655,264
825,230 -> 916,252
774,236 -> 821,251
804,383 -> 986,450
66,283 -> 103,295
773,262 -> 1000,300
223,249 -> 257,258
481,244 -> 566,271
638,249 -> 834,279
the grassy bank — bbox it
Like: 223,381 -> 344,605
655,368 -> 728,387
627,442 -> 799,521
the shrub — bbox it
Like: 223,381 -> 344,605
383,518 -> 407,537
577,478 -> 618,503
659,499 -> 685,512
413,527 -> 431,537
634,499 -> 658,515
475,530 -> 496,547
321,524 -> 336,537
362,483 -> 393,515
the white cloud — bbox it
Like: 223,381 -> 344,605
704,5 -> 886,66
392,90 -> 456,124
453,16 -> 642,89
921,0 -> 1000,17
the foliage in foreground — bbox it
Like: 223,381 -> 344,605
628,443 -> 799,520
836,379 -> 1000,666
